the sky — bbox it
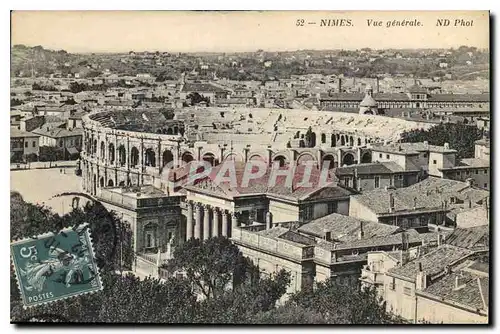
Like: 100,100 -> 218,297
11,11 -> 490,53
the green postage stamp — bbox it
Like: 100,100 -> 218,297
11,223 -> 103,308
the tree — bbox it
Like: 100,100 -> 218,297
289,278 -> 404,324
250,304 -> 327,324
400,122 -> 484,159
169,237 -> 248,299
186,92 -> 210,106
11,99 -> 23,107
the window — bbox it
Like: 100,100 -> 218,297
375,176 -> 380,188
484,183 -> 488,188
379,153 -> 382,158
303,206 -> 313,220
59,140 -> 63,147
327,202 -> 338,214
433,160 -> 437,165
484,170 -> 488,174
386,154 -> 390,159
466,171 -> 470,175
475,170 -> 478,175
389,278 -> 396,290
24,142 -> 28,148
32,141 -> 36,147
403,287 -> 412,296
423,153 -> 427,158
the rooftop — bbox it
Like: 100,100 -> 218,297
388,244 -> 475,281
10,128 -> 39,138
445,226 -> 489,250
352,177 -> 489,216
421,266 -> 489,312
298,213 -> 400,241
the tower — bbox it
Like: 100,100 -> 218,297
359,85 -> 378,115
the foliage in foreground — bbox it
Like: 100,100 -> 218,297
11,192 -> 403,324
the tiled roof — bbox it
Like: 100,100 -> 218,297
298,213 -> 400,241
335,161 -> 406,176
10,128 -> 39,138
352,177 -> 488,216
388,244 -> 474,280
32,127 -> 83,138
445,226 -> 489,250
187,162 -> 354,201
421,270 -> 488,311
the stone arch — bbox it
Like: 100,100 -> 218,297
107,179 -> 114,187
145,148 -> 156,167
322,154 -> 337,169
361,151 -> 372,164
162,150 -> 174,167
321,133 -> 326,144
167,128 -> 173,135
273,155 -> 287,167
331,134 -> 337,147
130,146 -> 139,167
349,136 -> 354,147
225,153 -> 243,162
108,143 -> 115,164
202,152 -> 218,166
248,154 -> 266,162
118,145 -> 126,166
340,136 -> 346,146
342,153 -> 355,166
181,152 -> 194,164
296,152 -> 316,166
310,132 -> 317,147
99,176 -> 105,187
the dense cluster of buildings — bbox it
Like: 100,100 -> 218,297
11,66 -> 490,323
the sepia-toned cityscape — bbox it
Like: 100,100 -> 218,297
10,11 -> 490,324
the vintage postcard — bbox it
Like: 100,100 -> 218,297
10,10 -> 490,324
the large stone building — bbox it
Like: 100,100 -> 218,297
319,83 -> 490,119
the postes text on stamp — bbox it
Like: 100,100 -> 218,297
11,223 -> 103,308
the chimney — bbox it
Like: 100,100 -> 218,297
389,192 -> 395,213
466,178 -> 474,187
415,262 -> 428,290
437,233 -> 444,247
454,274 -> 466,291
265,211 -> 273,230
444,142 -> 450,150
358,221 -> 365,240
325,231 -> 332,242
401,231 -> 408,251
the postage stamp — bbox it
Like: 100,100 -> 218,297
10,223 -> 103,308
